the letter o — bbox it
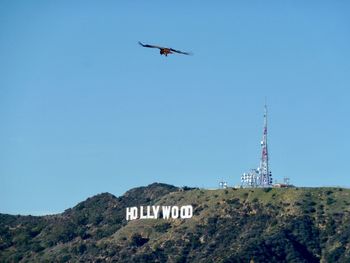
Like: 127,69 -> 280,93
171,206 -> 179,219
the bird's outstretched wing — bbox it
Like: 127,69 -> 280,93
138,41 -> 162,49
139,41 -> 193,56
170,48 -> 192,55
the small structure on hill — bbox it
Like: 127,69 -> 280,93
273,177 -> 294,188
219,180 -> 228,189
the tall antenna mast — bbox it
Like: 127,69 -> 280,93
241,102 -> 273,188
259,103 -> 272,186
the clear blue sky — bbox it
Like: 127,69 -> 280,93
1,1 -> 349,215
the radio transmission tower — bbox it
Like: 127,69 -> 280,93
241,103 -> 273,188
259,103 -> 272,186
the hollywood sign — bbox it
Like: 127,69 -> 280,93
126,205 -> 193,221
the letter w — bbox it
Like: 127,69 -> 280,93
162,206 -> 171,219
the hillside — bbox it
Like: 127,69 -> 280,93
1,184 -> 350,262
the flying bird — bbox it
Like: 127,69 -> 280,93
138,41 -> 192,56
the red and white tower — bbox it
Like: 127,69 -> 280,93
258,104 -> 272,186
241,103 -> 273,188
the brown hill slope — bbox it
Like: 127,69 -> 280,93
1,185 -> 350,262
